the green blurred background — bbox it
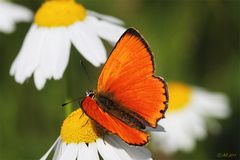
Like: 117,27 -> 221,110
0,0 -> 239,159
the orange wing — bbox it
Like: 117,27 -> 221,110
97,28 -> 168,128
81,96 -> 149,145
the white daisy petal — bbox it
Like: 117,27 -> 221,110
53,28 -> 71,80
185,111 -> 207,140
34,28 -> 57,80
0,2 -> 32,22
88,143 -> 100,160
59,143 -> 78,160
52,139 -> 63,160
34,68 -> 47,90
53,141 -> 67,160
11,25 -> 71,90
174,116 -> 197,152
106,136 -> 152,160
159,118 -> 195,154
87,10 -> 124,25
68,21 -> 107,67
192,88 -> 230,118
11,24 -> 46,84
35,27 -> 71,81
97,138 -> 122,160
0,2 -> 32,33
86,16 -> 126,43
43,136 -> 152,160
157,111 -> 205,154
0,15 -> 15,33
77,143 -> 91,160
40,137 -> 60,160
77,143 -> 99,160
10,24 -> 33,76
97,136 -> 152,160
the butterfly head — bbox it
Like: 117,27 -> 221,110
86,90 -> 95,98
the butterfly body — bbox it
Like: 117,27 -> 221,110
86,91 -> 146,130
81,28 -> 168,146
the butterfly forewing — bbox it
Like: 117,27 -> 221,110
97,28 -> 168,128
82,28 -> 168,145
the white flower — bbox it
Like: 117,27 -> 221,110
150,82 -> 231,154
10,0 -> 126,90
40,109 -> 152,160
41,136 -> 152,160
0,1 -> 32,33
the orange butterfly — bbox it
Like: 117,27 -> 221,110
81,28 -> 168,146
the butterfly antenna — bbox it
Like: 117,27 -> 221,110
80,60 -> 92,83
61,96 -> 85,107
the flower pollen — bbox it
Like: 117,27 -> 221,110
60,108 -> 103,144
35,0 -> 86,27
168,82 -> 192,112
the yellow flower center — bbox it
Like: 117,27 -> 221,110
34,0 -> 87,27
60,109 -> 103,143
168,82 -> 192,112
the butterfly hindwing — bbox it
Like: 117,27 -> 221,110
81,96 -> 149,145
97,28 -> 168,128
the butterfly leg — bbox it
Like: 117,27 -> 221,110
78,100 -> 86,119
79,111 -> 85,119
81,119 -> 89,128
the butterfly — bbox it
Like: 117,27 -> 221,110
81,28 -> 168,146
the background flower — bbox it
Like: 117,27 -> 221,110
9,0 -> 126,90
0,0 -> 32,33
150,82 -> 231,154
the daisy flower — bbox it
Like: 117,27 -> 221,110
150,82 -> 230,154
40,109 -> 153,160
10,0 -> 126,90
0,0 -> 32,33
